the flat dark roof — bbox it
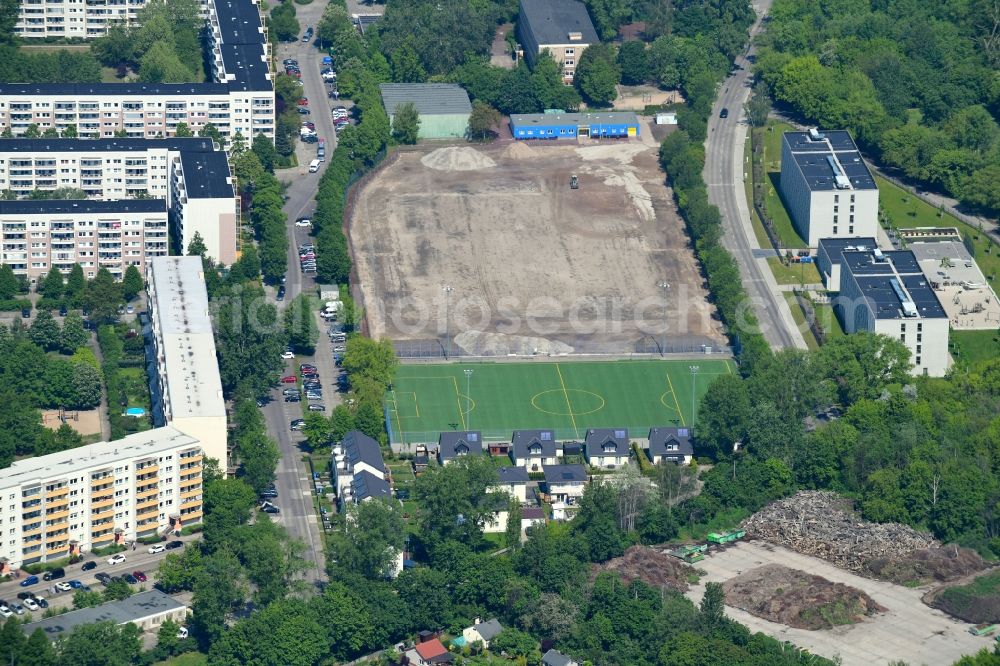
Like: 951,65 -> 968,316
0,82 -> 231,96
179,150 -> 235,199
842,250 -> 947,320
0,199 -> 167,215
0,137 -> 216,153
213,0 -> 267,45
818,237 -> 878,262
783,130 -> 876,192
220,44 -> 271,92
519,0 -> 599,46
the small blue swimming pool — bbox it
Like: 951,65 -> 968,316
125,407 -> 146,417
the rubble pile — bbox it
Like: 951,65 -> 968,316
742,491 -> 938,572
592,545 -> 692,592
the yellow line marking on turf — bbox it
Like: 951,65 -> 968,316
666,372 -> 685,427
555,364 -> 579,438
452,376 -> 467,430
392,395 -> 404,442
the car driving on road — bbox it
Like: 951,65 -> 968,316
108,553 -> 126,566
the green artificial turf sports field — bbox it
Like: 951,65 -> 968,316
385,359 -> 735,444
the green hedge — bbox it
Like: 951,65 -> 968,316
180,523 -> 203,535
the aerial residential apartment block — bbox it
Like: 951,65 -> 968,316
0,426 -> 203,570
3,0 -> 273,141
837,248 -> 950,376
517,0 -> 599,82
0,198 -> 168,283
17,0 -> 151,39
0,138 -> 238,266
146,257 -> 228,469
779,129 -> 879,247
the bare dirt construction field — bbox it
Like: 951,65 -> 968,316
349,128 -> 725,354
687,541 -> 989,666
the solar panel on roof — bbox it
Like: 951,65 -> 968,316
614,430 -> 626,438
540,432 -> 552,441
678,428 -> 689,436
468,433 -> 478,441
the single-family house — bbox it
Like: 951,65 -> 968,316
542,649 -> 579,666
583,428 -> 630,468
496,466 -> 530,503
510,429 -> 559,471
647,427 -> 694,465
522,506 -> 546,530
405,637 -> 453,665
438,431 -> 483,464
462,618 -> 504,648
543,464 -> 588,502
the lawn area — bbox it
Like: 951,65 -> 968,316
153,654 -> 208,666
761,121 -> 807,248
387,359 -> 735,444
951,330 -> 1000,367
766,256 -> 822,285
810,299 -> 845,342
116,366 -> 153,434
783,293 -> 819,350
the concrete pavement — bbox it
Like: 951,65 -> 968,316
686,541 -> 985,666
703,0 -> 806,351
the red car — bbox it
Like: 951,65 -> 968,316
298,98 -> 308,106
280,375 -> 297,384
132,571 -> 147,582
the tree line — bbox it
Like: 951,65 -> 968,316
755,0 -> 999,216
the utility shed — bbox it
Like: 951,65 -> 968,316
379,83 -> 472,139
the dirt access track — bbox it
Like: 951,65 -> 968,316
349,123 -> 725,355
687,541 -> 988,666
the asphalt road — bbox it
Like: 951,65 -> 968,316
703,0 -> 803,351
1,534 -> 200,616
257,0 -> 345,589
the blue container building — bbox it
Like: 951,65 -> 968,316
509,112 -> 640,140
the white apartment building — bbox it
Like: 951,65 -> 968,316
0,198 -> 168,283
147,257 -> 228,470
0,426 -> 203,570
0,138 -> 238,265
837,248 -> 950,377
780,129 -> 879,247
17,0 -> 149,39
5,0 -> 273,141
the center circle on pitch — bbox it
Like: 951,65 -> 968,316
531,389 -> 606,416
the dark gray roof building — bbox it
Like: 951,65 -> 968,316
781,130 -> 877,192
23,591 -> 187,641
543,464 -> 587,484
0,199 -> 167,215
511,429 -> 557,460
542,649 -> 578,666
840,249 -> 947,320
351,470 -> 392,501
0,137 -> 217,153
584,428 -> 629,459
342,430 -> 385,473
438,431 -> 483,462
473,618 -> 503,641
178,150 -> 236,199
647,427 -> 693,463
518,0 -> 599,51
497,466 -> 529,484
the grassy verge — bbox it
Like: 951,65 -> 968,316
783,293 -> 819,350
951,330 -> 1000,366
153,654 -> 209,666
761,121 -> 807,247
744,133 -> 771,247
810,299 -> 845,342
766,257 -> 821,285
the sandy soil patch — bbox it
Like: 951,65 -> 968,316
350,139 -> 724,352
41,408 -> 102,437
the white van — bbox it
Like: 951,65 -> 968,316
308,159 -> 320,173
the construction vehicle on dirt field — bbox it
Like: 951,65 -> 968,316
706,529 -> 746,545
668,544 -> 708,563
570,175 -> 578,189
970,624 -> 999,636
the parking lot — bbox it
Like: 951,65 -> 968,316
0,534 -> 198,619
686,541 -> 988,666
